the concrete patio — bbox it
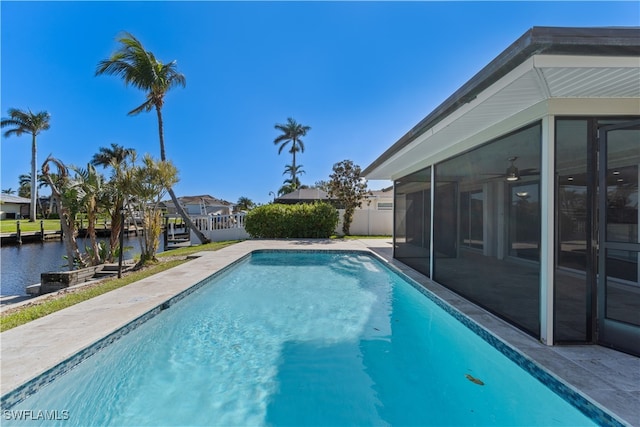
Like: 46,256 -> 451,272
1,239 -> 638,425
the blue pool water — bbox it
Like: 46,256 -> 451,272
5,251 -> 598,426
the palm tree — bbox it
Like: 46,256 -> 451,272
283,164 -> 305,184
70,164 -> 106,265
1,108 -> 51,221
92,143 -> 136,261
18,172 -> 48,195
96,32 -> 209,244
236,196 -> 255,212
91,143 -> 136,168
2,188 -> 16,195
274,118 -> 310,190
18,172 -> 49,216
41,156 -> 83,270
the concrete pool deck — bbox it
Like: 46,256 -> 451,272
1,239 -> 638,425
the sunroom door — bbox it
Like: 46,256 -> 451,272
597,120 -> 640,355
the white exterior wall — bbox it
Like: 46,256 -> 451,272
0,203 -> 26,219
335,208 -> 392,236
197,227 -> 250,242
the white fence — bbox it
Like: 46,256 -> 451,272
335,209 -> 392,236
189,208 -> 392,242
191,214 -> 250,242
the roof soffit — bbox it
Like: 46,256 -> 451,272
363,27 -> 640,178
365,55 -> 640,180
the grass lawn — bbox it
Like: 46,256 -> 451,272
0,240 -> 241,332
0,219 -> 61,233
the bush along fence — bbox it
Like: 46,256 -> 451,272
245,202 -> 339,238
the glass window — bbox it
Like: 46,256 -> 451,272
460,190 -> 484,250
554,118 -> 591,343
394,168 -> 431,276
434,123 -> 542,337
509,183 -> 539,261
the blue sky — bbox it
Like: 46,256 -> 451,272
2,1 -> 638,205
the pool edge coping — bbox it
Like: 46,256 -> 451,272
0,240 -> 633,426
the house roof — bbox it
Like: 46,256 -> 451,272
163,195 -> 232,207
0,194 -> 31,204
274,188 -> 332,204
363,26 -> 640,179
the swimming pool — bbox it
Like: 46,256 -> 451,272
2,251 -> 607,426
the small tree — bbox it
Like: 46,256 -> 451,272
41,156 -> 83,270
314,180 -> 330,192
70,164 -> 106,265
127,155 -> 178,265
91,143 -> 137,262
327,160 -> 371,236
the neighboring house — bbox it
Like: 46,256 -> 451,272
161,195 -> 234,216
0,194 -> 31,219
274,188 -> 332,204
364,188 -> 394,211
363,27 -> 640,356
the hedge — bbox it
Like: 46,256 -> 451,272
245,202 -> 339,238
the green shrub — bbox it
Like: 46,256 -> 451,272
245,202 -> 339,238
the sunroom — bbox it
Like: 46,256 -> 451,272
363,26 -> 640,355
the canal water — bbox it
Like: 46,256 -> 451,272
0,236 -> 166,297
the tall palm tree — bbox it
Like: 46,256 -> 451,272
274,118 -> 310,190
2,188 -> 16,195
1,108 -> 51,221
96,32 -> 209,244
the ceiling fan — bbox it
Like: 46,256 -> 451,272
482,157 -> 539,182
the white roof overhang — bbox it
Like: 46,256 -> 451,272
363,27 -> 640,181
365,54 -> 640,180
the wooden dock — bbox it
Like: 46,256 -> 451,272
0,230 -> 62,245
0,225 -> 141,245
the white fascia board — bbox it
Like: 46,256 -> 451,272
548,98 -> 640,116
534,55 -> 640,69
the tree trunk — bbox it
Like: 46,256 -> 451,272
342,207 -> 354,236
156,105 -> 209,244
108,208 -> 122,263
51,193 -> 83,270
167,187 -> 210,244
30,134 -> 37,221
291,142 -> 297,190
87,204 -> 100,265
